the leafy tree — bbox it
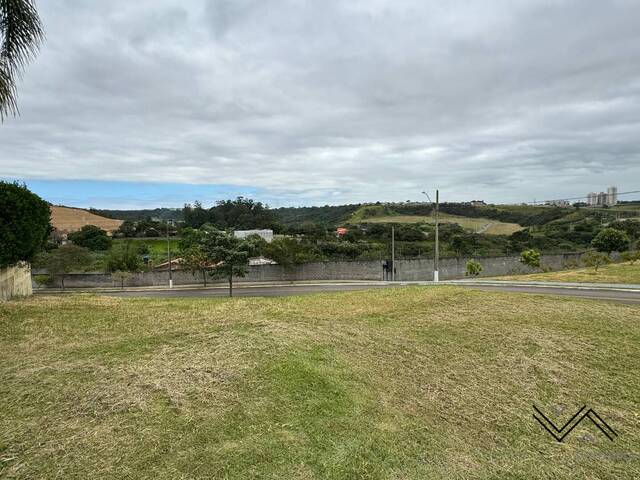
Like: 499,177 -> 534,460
582,251 -> 611,272
34,245 -> 91,290
111,270 -> 132,290
67,225 -> 112,251
179,228 -> 213,287
465,259 -> 482,277
1,0 -> 44,119
116,220 -> 136,237
264,237 -> 322,268
105,241 -> 142,272
0,181 -> 50,267
200,229 -> 250,296
520,249 -> 541,270
591,228 -> 630,254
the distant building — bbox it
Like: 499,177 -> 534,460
233,229 -> 274,243
336,227 -> 348,237
469,200 -> 486,206
546,200 -> 570,207
587,186 -> 617,207
607,186 -> 618,206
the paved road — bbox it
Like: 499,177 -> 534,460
457,284 -> 640,305
106,282 -> 640,304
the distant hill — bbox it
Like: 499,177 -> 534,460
50,206 -> 123,234
89,208 -> 183,222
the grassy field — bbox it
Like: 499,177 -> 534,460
1,288 -> 639,479
360,213 -> 523,235
498,261 -> 640,284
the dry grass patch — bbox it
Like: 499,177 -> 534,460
498,261 -> 640,284
1,288 -> 639,479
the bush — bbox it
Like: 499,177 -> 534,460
592,228 -> 630,254
519,249 -> 541,269
620,251 -> 640,265
582,251 -> 611,272
105,241 -> 142,272
465,259 -> 482,277
67,225 -> 112,251
0,182 -> 51,267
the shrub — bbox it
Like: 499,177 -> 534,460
520,249 -> 541,269
620,251 -> 640,265
582,251 -> 611,272
465,259 -> 482,277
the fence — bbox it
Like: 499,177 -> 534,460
33,252 -> 586,289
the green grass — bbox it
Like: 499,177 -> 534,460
498,261 -> 640,284
1,288 -> 639,479
357,213 -> 523,235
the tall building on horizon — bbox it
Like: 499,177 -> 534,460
587,186 -> 617,207
607,185 -> 618,206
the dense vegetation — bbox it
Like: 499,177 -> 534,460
0,182 -> 51,267
52,199 -> 640,271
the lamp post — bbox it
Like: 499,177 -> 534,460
422,190 -> 439,282
166,221 -> 173,288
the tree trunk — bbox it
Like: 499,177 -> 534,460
203,269 -> 207,287
228,274 -> 233,297
61,275 -> 65,291
121,279 -> 124,290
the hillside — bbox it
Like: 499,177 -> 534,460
50,206 -> 123,234
345,205 -> 523,235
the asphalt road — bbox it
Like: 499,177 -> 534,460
106,282 -> 640,304
457,284 -> 640,305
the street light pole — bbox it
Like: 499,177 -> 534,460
391,225 -> 395,282
167,221 -> 173,289
434,189 -> 439,283
421,189 -> 440,282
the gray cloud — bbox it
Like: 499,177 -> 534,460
1,0 -> 640,206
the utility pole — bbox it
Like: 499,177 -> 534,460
434,189 -> 439,283
167,221 -> 173,288
421,189 -> 440,282
391,225 -> 395,282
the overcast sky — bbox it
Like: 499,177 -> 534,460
1,0 -> 640,209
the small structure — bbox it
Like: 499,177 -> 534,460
234,229 -> 274,243
336,227 -> 348,237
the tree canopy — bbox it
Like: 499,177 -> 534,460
68,225 -> 112,251
0,181 -> 50,267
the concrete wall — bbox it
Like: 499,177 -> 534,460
33,252 -> 585,289
1,263 -> 33,301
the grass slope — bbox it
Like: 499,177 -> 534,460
358,213 -> 522,235
1,288 -> 639,479
498,261 -> 640,284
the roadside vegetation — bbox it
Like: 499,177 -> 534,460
1,287 -> 638,479
497,260 -> 640,284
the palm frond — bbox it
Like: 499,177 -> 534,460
0,0 -> 44,120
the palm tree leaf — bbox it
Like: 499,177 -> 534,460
0,0 -> 43,119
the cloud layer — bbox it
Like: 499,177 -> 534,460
2,0 -> 640,206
